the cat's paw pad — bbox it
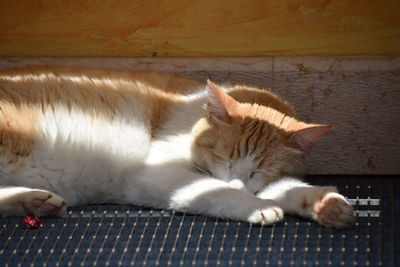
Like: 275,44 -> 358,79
21,190 -> 67,217
248,207 -> 284,225
315,192 -> 354,228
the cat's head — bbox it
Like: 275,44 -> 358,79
191,80 -> 331,193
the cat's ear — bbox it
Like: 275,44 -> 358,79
206,80 -> 238,123
289,123 -> 332,152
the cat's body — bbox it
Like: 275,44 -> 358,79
0,67 -> 354,227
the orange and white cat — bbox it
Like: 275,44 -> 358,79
0,67 -> 354,228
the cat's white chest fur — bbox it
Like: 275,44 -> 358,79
145,134 -> 192,166
7,105 -> 152,204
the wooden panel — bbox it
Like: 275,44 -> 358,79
0,1 -> 399,57
0,56 -> 399,174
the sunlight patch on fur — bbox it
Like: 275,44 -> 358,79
170,178 -> 228,210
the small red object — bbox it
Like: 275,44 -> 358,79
23,216 -> 42,229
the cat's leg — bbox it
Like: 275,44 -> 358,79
169,178 -> 285,225
128,166 -> 284,225
256,177 -> 355,228
0,186 -> 67,217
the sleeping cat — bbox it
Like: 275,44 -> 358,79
0,67 -> 354,228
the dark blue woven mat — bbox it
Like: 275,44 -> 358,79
0,176 -> 398,266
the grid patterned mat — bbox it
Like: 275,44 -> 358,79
0,176 -> 398,266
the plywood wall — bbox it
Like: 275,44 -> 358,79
0,1 -> 399,57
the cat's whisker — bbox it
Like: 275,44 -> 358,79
191,164 -> 211,175
171,153 -> 210,175
285,154 -> 305,167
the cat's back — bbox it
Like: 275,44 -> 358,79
0,66 -> 201,138
0,66 -> 200,115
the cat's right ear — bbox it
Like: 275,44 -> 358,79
289,123 -> 332,153
206,80 -> 238,124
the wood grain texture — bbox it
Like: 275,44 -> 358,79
0,56 -> 399,174
0,1 -> 399,57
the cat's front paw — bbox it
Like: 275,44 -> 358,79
248,206 -> 284,225
314,192 -> 355,228
6,189 -> 68,217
